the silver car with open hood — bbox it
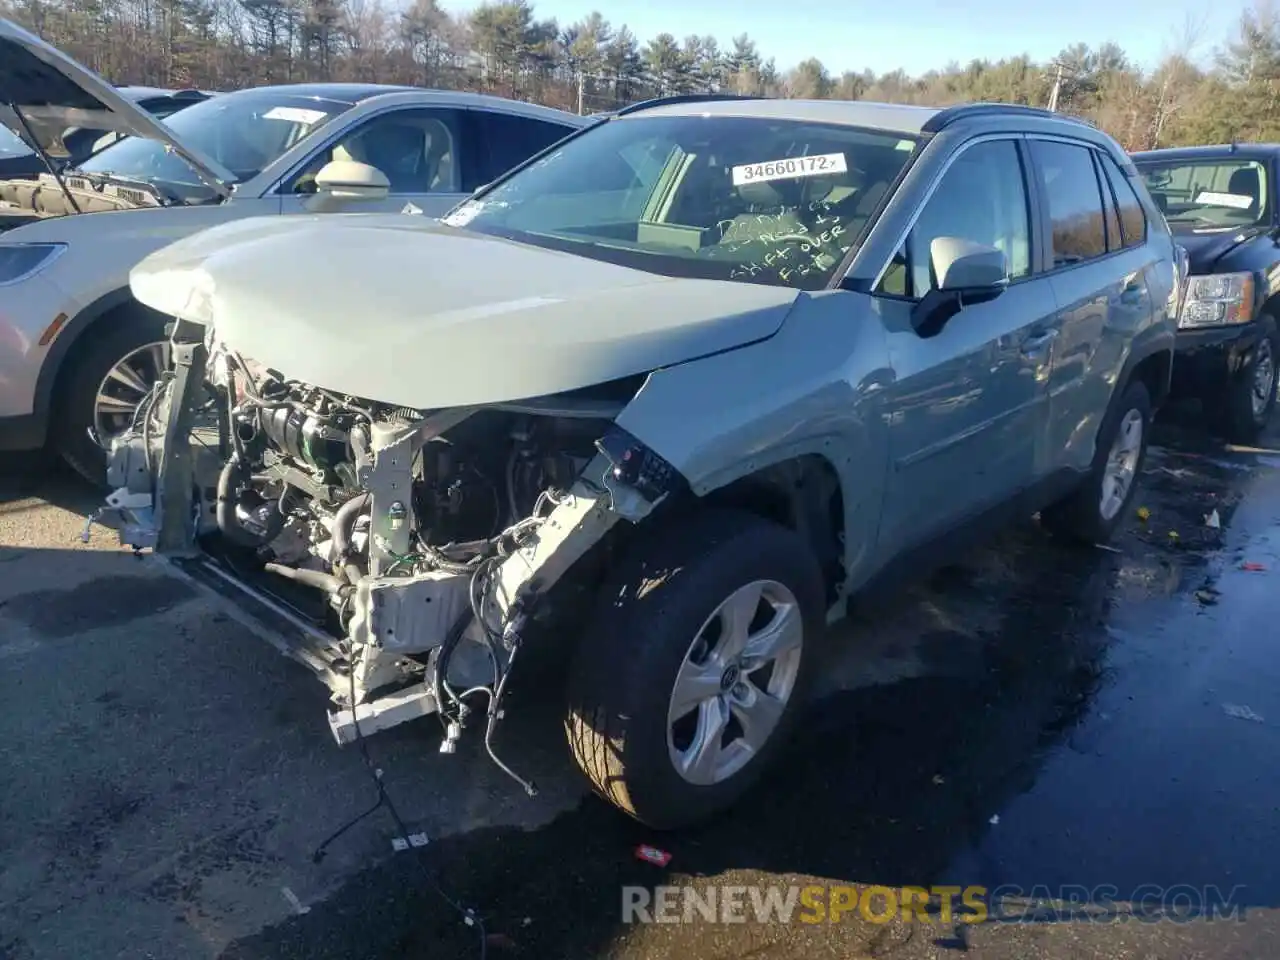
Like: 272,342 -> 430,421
0,17 -> 588,484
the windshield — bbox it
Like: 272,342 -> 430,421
1136,158 -> 1269,231
446,115 -> 918,291
76,91 -> 354,197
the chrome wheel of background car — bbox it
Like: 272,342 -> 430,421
1099,408 -> 1144,522
93,340 -> 170,448
667,579 -> 804,787
1252,337 -> 1276,420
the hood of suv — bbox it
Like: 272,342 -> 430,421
1175,225 -> 1270,274
128,214 -> 801,409
0,17 -> 233,197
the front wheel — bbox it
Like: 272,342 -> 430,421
1216,316 -> 1279,445
564,510 -> 825,830
55,307 -> 170,486
1041,379 -> 1152,545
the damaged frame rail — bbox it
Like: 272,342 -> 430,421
98,319 -> 665,750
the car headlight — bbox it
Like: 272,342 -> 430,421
1180,271 -> 1255,329
0,243 -> 67,285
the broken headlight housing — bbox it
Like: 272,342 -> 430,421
595,425 -> 682,503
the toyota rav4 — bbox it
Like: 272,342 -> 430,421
100,96 -> 1178,830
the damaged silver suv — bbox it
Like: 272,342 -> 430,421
101,95 -> 1179,830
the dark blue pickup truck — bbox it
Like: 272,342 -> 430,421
1132,144 -> 1280,442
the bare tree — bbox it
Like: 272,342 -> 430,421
0,0 -> 1272,144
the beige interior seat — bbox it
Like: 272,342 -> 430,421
329,117 -> 457,193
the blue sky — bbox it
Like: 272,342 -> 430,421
439,0 -> 1250,76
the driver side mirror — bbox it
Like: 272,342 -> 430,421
314,159 -> 390,201
912,237 -> 1009,338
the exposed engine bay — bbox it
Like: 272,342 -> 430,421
101,322 -> 676,779
0,170 -> 164,224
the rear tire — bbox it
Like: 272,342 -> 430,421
1041,380 -> 1152,546
55,306 -> 170,487
1215,315 -> 1278,445
564,509 -> 825,830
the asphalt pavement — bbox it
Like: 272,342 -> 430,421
1,406 -> 1278,960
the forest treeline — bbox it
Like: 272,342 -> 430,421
5,0 -> 1280,150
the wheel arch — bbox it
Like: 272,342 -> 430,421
32,289 -> 132,428
1120,329 -> 1175,411
36,289 -> 166,430
1252,299 -> 1280,364
1259,290 -> 1280,324
698,452 -> 847,604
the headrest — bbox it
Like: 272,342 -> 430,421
360,124 -> 423,163
1228,167 -> 1260,205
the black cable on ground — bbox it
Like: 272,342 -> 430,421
310,663 -> 489,960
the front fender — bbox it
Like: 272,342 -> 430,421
615,290 -> 893,590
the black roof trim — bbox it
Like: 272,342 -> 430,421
922,102 -> 1096,134
613,94 -> 767,117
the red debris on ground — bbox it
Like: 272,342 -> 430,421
635,844 -> 673,866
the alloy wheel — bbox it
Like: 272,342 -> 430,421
1100,408 -> 1144,521
92,341 -> 170,448
1251,337 -> 1276,420
667,579 -> 804,786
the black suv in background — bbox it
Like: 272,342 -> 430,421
1132,144 -> 1280,442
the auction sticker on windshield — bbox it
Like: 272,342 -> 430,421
1195,191 -> 1253,210
731,153 -> 848,186
264,106 -> 328,125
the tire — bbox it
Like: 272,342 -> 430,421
1215,315 -> 1279,445
1041,379 -> 1152,546
55,306 -> 170,487
565,509 -> 825,830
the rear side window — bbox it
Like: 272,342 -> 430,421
477,112 -> 578,183
1099,153 -> 1147,248
1031,140 -> 1108,267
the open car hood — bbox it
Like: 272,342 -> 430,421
128,214 -> 801,409
0,18 -> 233,196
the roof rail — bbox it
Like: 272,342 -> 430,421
613,93 -> 767,117
921,102 -> 1096,133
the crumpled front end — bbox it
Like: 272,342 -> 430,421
100,317 -> 681,764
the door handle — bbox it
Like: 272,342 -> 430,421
1120,272 -> 1145,303
1021,329 -> 1059,358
